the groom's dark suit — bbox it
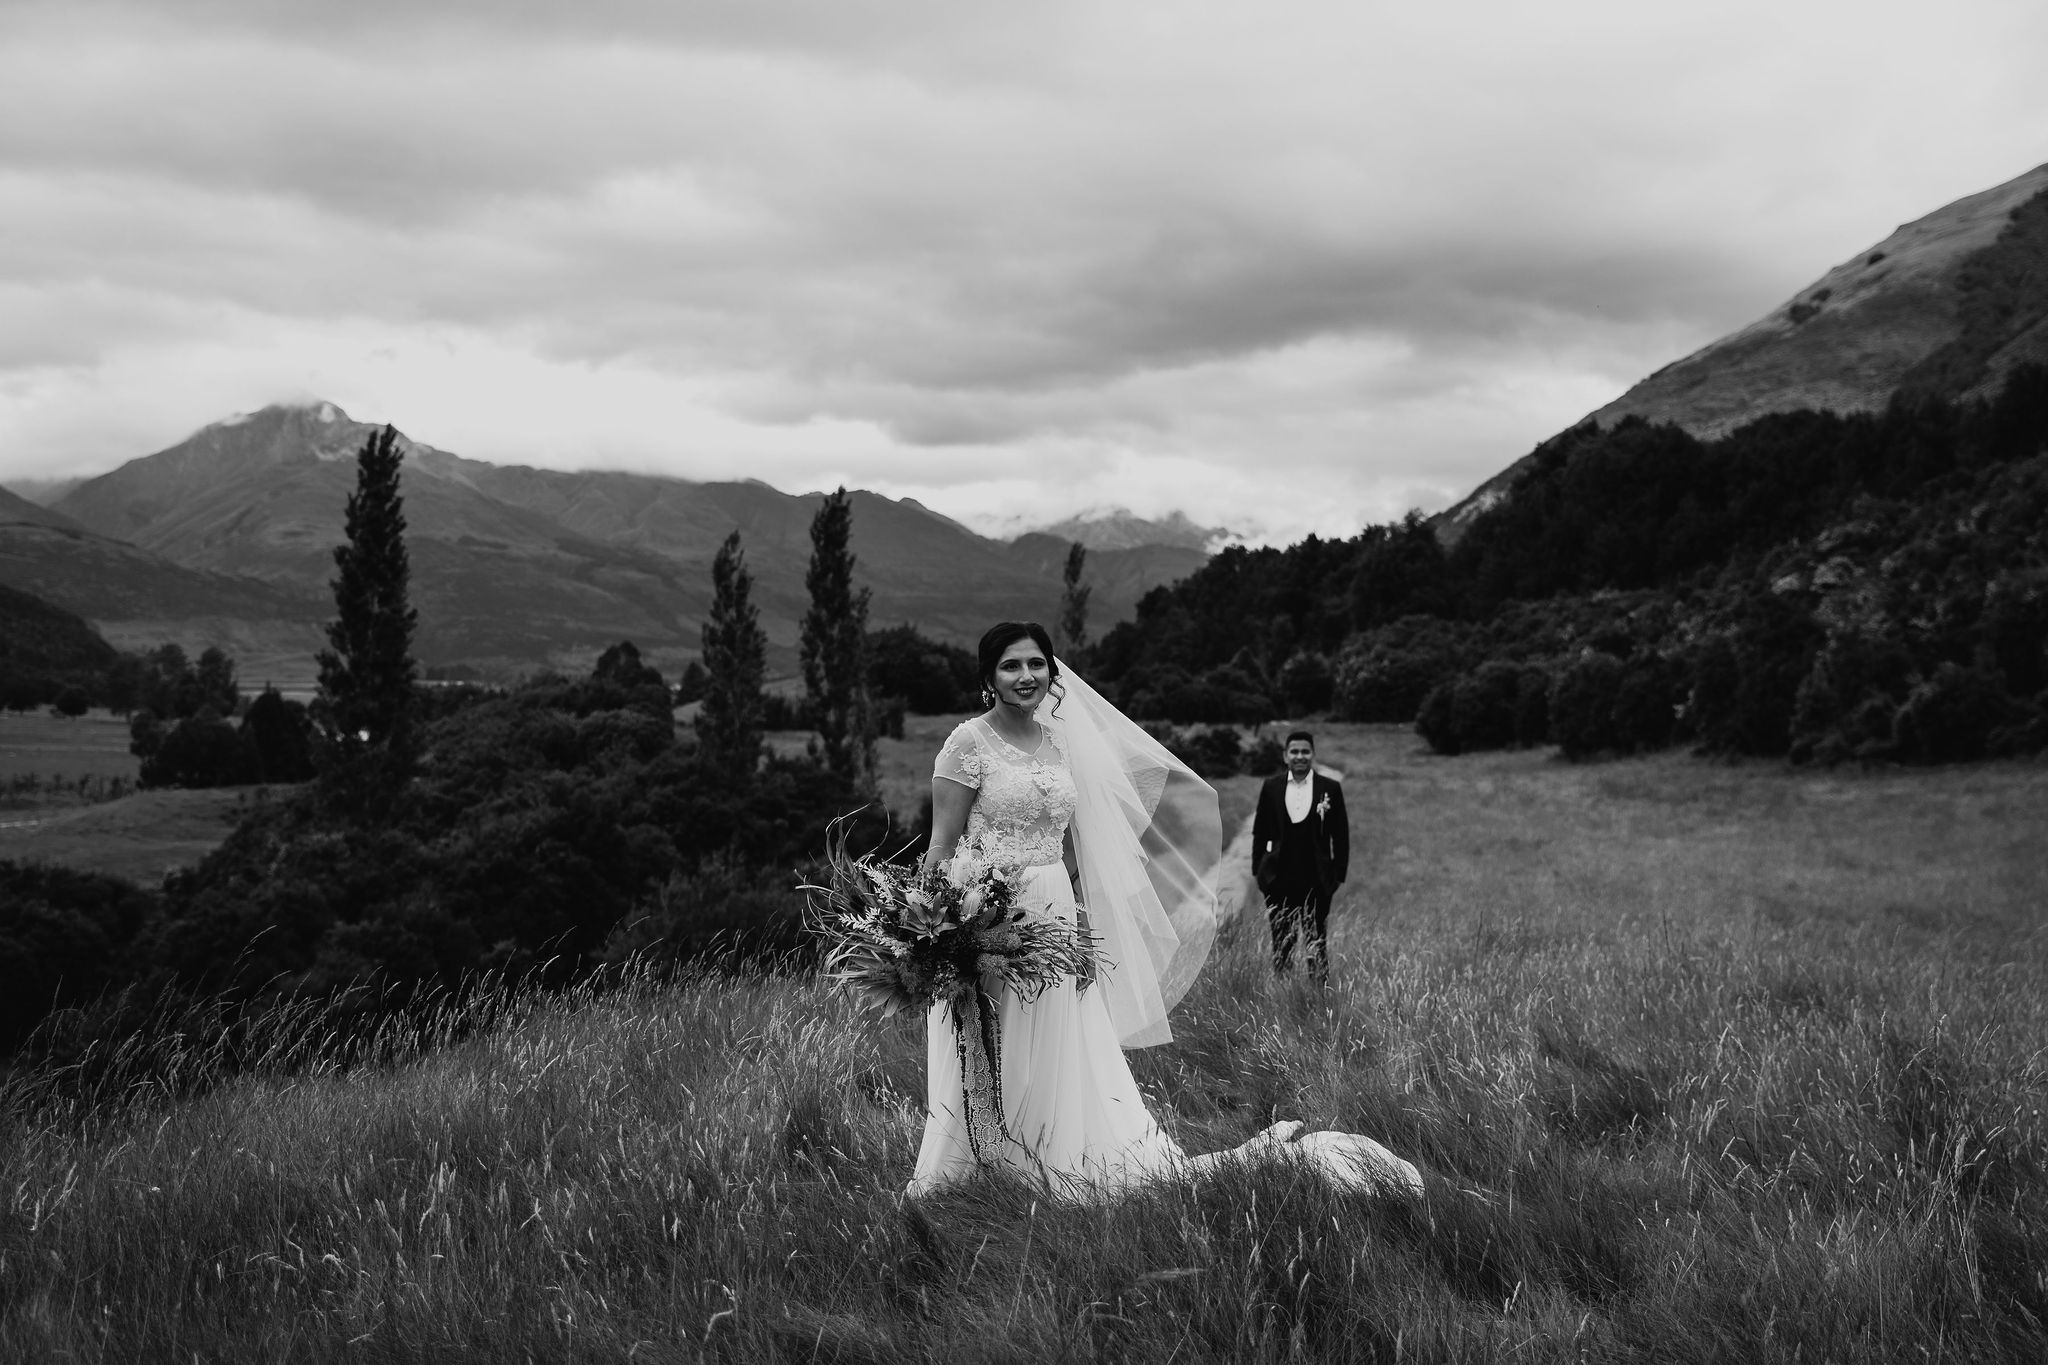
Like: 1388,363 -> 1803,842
1252,770 -> 1349,977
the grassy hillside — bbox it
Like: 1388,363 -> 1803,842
4,730 -> 2045,1361
0,787 -> 255,884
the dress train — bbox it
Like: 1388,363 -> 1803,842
908,863 -> 1422,1202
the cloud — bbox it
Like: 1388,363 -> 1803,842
3,0 -> 2047,543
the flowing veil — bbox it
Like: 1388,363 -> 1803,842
1041,661 -> 1222,1048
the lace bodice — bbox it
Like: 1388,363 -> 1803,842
935,716 -> 1078,870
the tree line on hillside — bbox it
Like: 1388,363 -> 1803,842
0,581 -> 117,714
0,586 -> 244,724
0,429 -> 939,1061
0,575 -> 326,786
1091,364 -> 2048,766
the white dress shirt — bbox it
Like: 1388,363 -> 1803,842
1284,771 -> 1313,823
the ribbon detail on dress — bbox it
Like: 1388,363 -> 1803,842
953,989 -> 1008,1163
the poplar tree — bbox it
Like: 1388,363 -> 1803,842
696,531 -> 767,779
315,424 -> 418,783
1058,541 -> 1091,660
800,487 -> 875,786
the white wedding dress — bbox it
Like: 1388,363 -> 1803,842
908,713 -> 1421,1202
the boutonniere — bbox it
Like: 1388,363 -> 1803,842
1315,792 -> 1332,820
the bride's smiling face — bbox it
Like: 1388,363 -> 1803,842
990,639 -> 1050,711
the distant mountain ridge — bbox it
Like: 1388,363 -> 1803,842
0,476 -> 86,508
0,479 -> 318,682
1440,161 -> 2048,540
1025,508 -> 1232,553
19,403 -> 1207,683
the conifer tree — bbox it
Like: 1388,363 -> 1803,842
696,531 -> 766,779
1058,541 -> 1091,661
800,487 -> 875,786
314,424 -> 418,781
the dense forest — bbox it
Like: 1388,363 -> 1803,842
1092,363 -> 2048,765
1,648 -> 889,1056
0,583 -> 117,714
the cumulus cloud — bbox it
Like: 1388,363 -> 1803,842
2,0 -> 2046,541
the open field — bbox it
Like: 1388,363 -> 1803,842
0,786 -> 270,884
0,708 -> 139,784
3,729 -> 2046,1360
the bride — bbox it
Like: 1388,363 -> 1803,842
908,621 -> 1420,1200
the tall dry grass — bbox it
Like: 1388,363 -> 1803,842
4,728 -> 2045,1361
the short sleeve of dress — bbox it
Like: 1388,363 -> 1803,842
934,722 -> 986,789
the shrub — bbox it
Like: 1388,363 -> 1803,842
1513,666 -> 1551,747
1685,597 -> 1825,758
761,691 -> 814,731
674,659 -> 709,706
1451,660 -> 1523,752
139,709 -> 251,789
598,855 -> 815,970
241,688 -> 317,783
1333,617 -> 1475,723
1243,734 -> 1285,776
1160,666 -> 1272,726
1277,650 -> 1335,714
0,861 -> 161,1051
1418,660 -> 1541,756
1727,599 -> 1825,757
1610,653 -> 1680,753
1789,633 -> 1915,764
867,625 -> 979,714
51,684 -> 90,718
128,709 -> 165,759
1984,580 -> 2048,698
1415,682 -> 1460,755
1893,664 -> 2022,764
1551,653 -> 1625,760
3,674 -> 50,712
1147,723 -> 1246,778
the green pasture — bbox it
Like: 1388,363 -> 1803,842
0,708 -> 139,783
3,728 -> 2045,1360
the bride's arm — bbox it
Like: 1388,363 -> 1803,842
920,776 -> 977,874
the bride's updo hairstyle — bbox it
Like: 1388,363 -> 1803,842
978,621 -> 1064,715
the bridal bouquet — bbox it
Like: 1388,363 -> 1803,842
807,840 -> 1097,1161
806,843 -> 1093,1020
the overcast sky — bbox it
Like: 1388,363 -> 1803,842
3,0 -> 2044,542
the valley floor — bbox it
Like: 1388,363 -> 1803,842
0,785 -> 262,885
4,729 -> 2047,1361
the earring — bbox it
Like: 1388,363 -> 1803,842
980,686 -> 996,709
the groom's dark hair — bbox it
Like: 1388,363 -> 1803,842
978,621 -> 1063,713
1285,730 -> 1315,749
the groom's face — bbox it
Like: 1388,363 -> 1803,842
1285,739 -> 1314,777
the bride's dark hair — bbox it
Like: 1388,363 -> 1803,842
978,621 -> 1064,714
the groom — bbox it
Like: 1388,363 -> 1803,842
1251,730 -> 1349,980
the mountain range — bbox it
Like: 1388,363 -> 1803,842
1440,160 -> 2048,539
1007,509 -> 1232,553
4,403 -> 1206,685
